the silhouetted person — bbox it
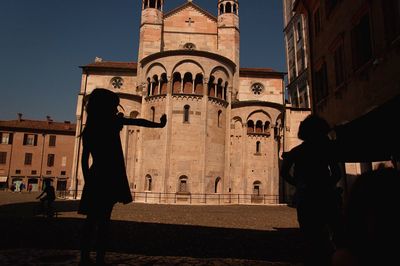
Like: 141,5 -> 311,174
36,180 -> 56,217
78,88 -> 167,265
332,168 -> 399,266
281,115 -> 343,266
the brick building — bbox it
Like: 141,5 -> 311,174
292,0 -> 400,178
71,0 -> 291,204
0,114 -> 76,191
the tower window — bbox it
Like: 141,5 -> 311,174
151,107 -> 155,122
253,181 -> 261,195
145,175 -> 152,191
183,43 -> 196,50
256,141 -> 261,154
184,105 -> 190,123
178,176 -> 188,193
226,2 -> 232,13
218,110 -> 222,128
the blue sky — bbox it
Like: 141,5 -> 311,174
0,0 -> 286,122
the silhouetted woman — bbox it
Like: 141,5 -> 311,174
78,88 -> 167,265
281,115 -> 343,265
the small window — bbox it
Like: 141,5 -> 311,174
61,156 -> 67,167
183,43 -> 196,50
218,110 -> 222,128
61,171 -> 66,176
0,152 -> 7,164
297,21 -> 302,41
24,153 -> 33,165
334,43 -> 345,87
31,170 -> 37,175
145,175 -> 152,191
151,107 -> 155,122
251,83 -> 264,95
179,176 -> 188,193
47,154 -> 55,167
15,169 -> 21,174
253,181 -> 261,195
184,105 -> 190,123
314,62 -> 329,102
0,133 -> 13,145
23,134 -> 37,146
256,141 -> 261,154
49,135 -> 56,147
111,77 -> 124,89
46,170 -> 52,175
214,177 -> 221,193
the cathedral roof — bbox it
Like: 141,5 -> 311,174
0,119 -> 76,135
164,1 -> 217,22
81,61 -> 137,73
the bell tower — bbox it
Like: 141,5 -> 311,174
217,0 -> 240,66
138,0 -> 164,62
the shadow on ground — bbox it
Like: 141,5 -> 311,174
0,201 -> 304,263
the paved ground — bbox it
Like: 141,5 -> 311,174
0,191 -> 304,265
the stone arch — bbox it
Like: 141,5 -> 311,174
247,120 -> 255,133
217,78 -> 224,99
233,3 -> 237,14
246,110 -> 272,123
219,4 -> 224,15
226,2 -> 232,13
146,62 -> 167,79
172,60 -> 204,78
147,77 -> 152,96
160,73 -> 168,94
130,111 -> 139,118
209,66 -> 230,81
215,177 -> 222,193
149,0 -> 156,8
172,72 -> 182,94
264,121 -> 271,132
183,72 -> 193,94
194,73 -> 204,94
152,74 -> 159,95
256,120 -> 263,133
208,75 -> 216,97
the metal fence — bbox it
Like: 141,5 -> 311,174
58,190 -> 280,205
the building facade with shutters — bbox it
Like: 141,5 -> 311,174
71,0 -> 289,204
0,114 -> 76,192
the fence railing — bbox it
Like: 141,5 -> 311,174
58,190 -> 280,205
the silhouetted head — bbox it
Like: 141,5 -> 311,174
298,115 -> 331,142
85,88 -> 120,118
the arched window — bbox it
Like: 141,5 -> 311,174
219,4 -> 224,15
152,75 -> 159,95
151,107 -> 155,122
147,77 -> 151,96
160,73 -> 168,94
208,76 -> 215,97
183,43 -> 196,50
184,105 -> 190,123
149,0 -> 156,8
253,181 -> 261,195
264,121 -> 270,133
172,72 -> 182,94
256,141 -> 261,153
194,74 -> 203,95
156,0 -> 162,10
111,77 -> 123,89
224,82 -> 228,100
256,120 -> 263,133
215,177 -> 221,193
183,72 -> 193,94
130,111 -> 139,119
247,120 -> 254,133
233,4 -> 237,14
226,2 -> 232,13
217,79 -> 223,99
144,0 -> 149,9
218,110 -> 222,128
145,174 -> 152,191
178,176 -> 188,193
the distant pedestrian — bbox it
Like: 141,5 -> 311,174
78,88 -> 167,265
10,184 -> 16,192
27,183 -> 32,193
281,115 -> 344,265
19,182 -> 25,192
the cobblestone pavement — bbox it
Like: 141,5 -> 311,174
0,192 -> 304,265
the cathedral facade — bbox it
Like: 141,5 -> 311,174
71,0 -> 286,204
